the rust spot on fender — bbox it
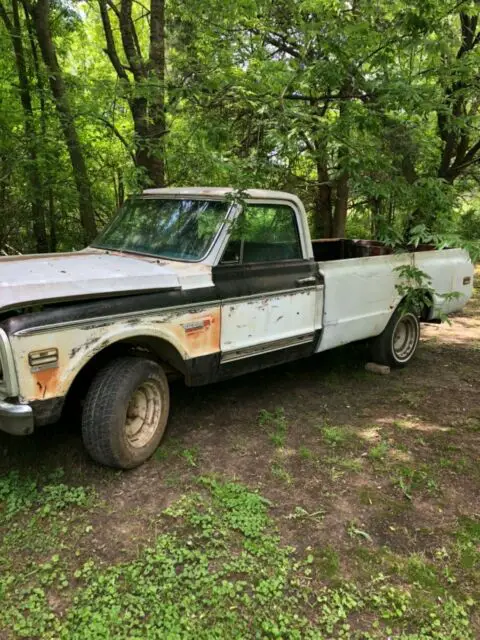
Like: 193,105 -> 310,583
171,307 -> 220,358
33,367 -> 59,400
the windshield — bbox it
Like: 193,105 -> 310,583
92,198 -> 230,261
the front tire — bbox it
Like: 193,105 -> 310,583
370,309 -> 420,368
82,356 -> 170,469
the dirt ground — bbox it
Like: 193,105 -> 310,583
0,270 -> 479,638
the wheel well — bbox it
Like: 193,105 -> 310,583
64,336 -> 186,413
420,291 -> 434,321
398,291 -> 433,322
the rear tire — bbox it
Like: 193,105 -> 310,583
82,356 -> 170,469
370,309 -> 420,368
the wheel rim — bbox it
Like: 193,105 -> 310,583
392,314 -> 419,362
125,380 -> 163,448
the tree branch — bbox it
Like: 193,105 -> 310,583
132,0 -> 149,14
119,0 -> 143,79
98,0 -> 129,81
0,0 -> 13,32
247,27 -> 300,58
94,115 -> 136,164
457,12 -> 479,58
282,91 -> 371,103
105,0 -> 120,19
451,137 -> 480,173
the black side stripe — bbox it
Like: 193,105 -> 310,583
213,258 -> 318,298
2,287 -> 218,335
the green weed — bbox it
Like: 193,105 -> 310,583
0,471 -> 476,639
298,445 -> 314,460
314,546 -> 340,579
270,462 -> 293,485
322,425 -> 348,447
181,446 -> 199,467
339,457 -> 363,472
368,441 -> 389,461
347,521 -> 373,543
259,407 -> 288,448
392,465 -> 438,500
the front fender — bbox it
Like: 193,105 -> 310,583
10,305 -> 220,402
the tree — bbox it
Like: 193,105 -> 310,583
24,0 -> 97,243
173,0 -> 480,238
98,0 -> 166,186
0,0 -> 48,251
437,6 -> 480,185
1,0 -> 480,251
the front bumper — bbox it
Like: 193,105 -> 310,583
0,400 -> 34,436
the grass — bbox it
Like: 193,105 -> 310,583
270,461 -> 293,485
313,545 -> 340,579
339,457 -> 364,472
0,472 -> 476,639
259,407 -> 288,447
392,465 -> 439,500
368,440 -> 390,461
298,445 -> 314,460
321,425 -> 349,446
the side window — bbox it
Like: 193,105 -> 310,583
220,204 -> 302,264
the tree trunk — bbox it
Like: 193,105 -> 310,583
29,0 -> 97,243
332,75 -> 352,239
124,0 -> 166,186
99,0 -> 167,187
117,170 -> 125,207
0,0 -> 48,252
25,4 -> 57,251
313,159 -> 332,238
369,196 -> 384,238
130,96 -> 165,186
48,188 -> 57,251
333,172 -> 349,238
146,0 -> 166,186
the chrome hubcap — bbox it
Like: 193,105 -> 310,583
125,381 -> 162,448
392,314 -> 418,362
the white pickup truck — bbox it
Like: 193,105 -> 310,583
0,188 -> 473,468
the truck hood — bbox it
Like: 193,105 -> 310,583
0,251 -> 181,311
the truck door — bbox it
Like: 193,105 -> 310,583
212,202 -> 320,368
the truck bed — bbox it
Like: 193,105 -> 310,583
313,244 -> 473,354
311,238 -> 436,262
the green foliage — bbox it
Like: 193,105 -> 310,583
258,407 -> 288,447
379,223 -> 471,318
0,469 -> 476,638
322,425 -> 348,447
392,465 -> 439,500
0,470 -> 94,520
458,209 -> 480,242
1,0 -> 480,249
298,445 -> 314,460
368,441 -> 390,461
394,263 -> 436,316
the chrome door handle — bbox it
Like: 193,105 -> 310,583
296,276 -> 316,286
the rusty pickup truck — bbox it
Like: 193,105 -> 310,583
0,188 -> 474,468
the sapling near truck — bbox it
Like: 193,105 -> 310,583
0,188 -> 473,468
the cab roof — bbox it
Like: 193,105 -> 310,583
141,187 -> 304,210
